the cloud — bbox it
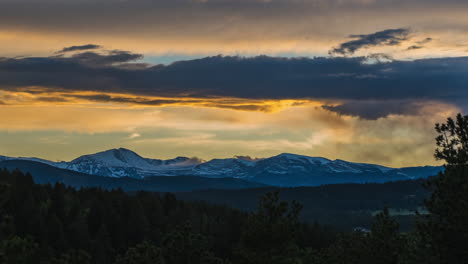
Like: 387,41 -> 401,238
407,45 -> 423,50
128,133 -> 141,139
407,38 -> 433,50
417,37 -> 433,45
35,96 -> 70,102
59,93 -> 275,111
0,88 -> 304,113
330,28 -> 411,55
58,44 -> 102,53
322,100 -> 460,120
1,0 -> 468,59
1,48 -> 468,119
322,100 -> 425,120
0,93 -> 457,167
66,94 -> 202,106
1,51 -> 467,101
69,50 -> 144,66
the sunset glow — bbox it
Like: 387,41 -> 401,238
2,0 -> 468,167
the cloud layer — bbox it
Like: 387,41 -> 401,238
1,48 -> 468,119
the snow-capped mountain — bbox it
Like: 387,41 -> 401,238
0,149 -> 443,186
60,148 -> 200,178
246,153 -> 436,186
254,153 -> 389,175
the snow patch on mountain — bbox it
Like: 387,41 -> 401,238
193,158 -> 256,178
275,153 -> 331,165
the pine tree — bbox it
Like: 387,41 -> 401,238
162,223 -> 224,264
368,208 -> 403,264
0,236 -> 39,264
418,113 -> 468,263
236,191 -> 302,264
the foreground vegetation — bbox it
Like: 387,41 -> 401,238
0,114 -> 467,263
0,169 -> 336,263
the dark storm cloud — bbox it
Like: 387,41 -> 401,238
331,28 -> 411,55
322,100 -> 424,120
58,44 -> 101,53
69,50 -> 144,67
1,49 -> 468,118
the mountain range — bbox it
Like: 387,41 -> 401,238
0,160 -> 267,192
0,148 -> 443,187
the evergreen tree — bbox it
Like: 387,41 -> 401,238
92,224 -> 114,264
0,214 -> 15,240
236,191 -> 302,264
418,113 -> 468,263
368,208 -> 403,264
46,213 -> 67,253
0,236 -> 39,264
48,249 -> 91,264
162,223 -> 224,264
324,208 -> 402,264
324,231 -> 369,264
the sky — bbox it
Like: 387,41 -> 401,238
1,0 -> 468,167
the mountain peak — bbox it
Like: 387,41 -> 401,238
70,147 -> 150,168
87,147 -> 138,156
116,147 -> 135,152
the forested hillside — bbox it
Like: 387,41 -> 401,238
177,180 -> 430,231
0,169 -> 336,263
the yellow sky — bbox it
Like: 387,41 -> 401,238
0,89 -> 457,167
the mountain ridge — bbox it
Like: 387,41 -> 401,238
0,148 -> 443,186
0,160 -> 267,192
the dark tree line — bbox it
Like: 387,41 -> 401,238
0,113 -> 467,263
177,179 -> 429,231
0,169 -> 337,263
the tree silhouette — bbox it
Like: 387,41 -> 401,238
418,113 -> 468,263
0,236 -> 39,264
236,191 -> 303,264
368,208 -> 403,264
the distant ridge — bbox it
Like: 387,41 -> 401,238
0,160 -> 267,192
0,148 -> 443,187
